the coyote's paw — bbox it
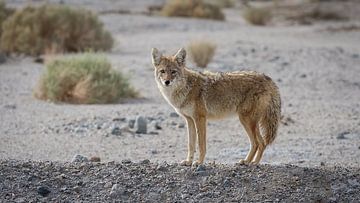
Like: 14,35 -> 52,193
180,160 -> 192,166
238,159 -> 250,165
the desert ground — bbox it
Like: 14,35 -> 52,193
0,0 -> 359,202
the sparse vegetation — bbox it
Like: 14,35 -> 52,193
161,0 -> 225,21
287,8 -> 346,24
188,40 -> 216,68
0,1 -> 14,37
204,0 -> 235,8
34,53 -> 137,104
1,4 -> 113,56
243,6 -> 272,26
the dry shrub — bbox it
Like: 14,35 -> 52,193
0,1 -> 14,36
188,40 -> 216,68
161,0 -> 225,21
288,8 -> 345,23
243,6 -> 272,26
34,53 -> 137,104
1,4 -> 113,56
204,0 -> 235,8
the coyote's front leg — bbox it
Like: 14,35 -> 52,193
192,115 -> 207,167
180,116 -> 196,166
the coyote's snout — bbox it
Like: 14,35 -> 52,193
152,47 -> 281,166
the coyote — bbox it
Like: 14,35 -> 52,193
151,48 -> 281,166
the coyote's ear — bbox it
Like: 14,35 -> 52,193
151,48 -> 162,66
174,48 -> 186,67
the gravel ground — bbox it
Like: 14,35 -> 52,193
1,0 -> 360,201
1,160 -> 359,202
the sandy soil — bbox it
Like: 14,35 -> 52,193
0,0 -> 360,201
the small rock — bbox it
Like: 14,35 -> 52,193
320,162 -> 325,166
112,117 -> 126,122
178,123 -> 185,128
148,131 -> 159,135
140,159 -> 150,164
154,121 -> 162,130
352,53 -> 359,58
90,156 -> 101,162
122,159 -> 132,164
300,74 -> 307,78
73,186 -> 81,193
37,186 -> 51,197
110,184 -> 125,198
111,126 -> 122,136
337,131 -> 349,140
135,116 -> 147,134
170,112 -> 179,117
128,119 -> 135,128
151,150 -> 158,154
71,154 -> 88,163
171,121 -> 177,126
3,104 -> 16,109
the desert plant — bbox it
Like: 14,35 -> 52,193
161,0 -> 225,21
34,53 -> 137,104
188,40 -> 216,68
243,6 -> 272,26
204,0 -> 234,8
0,1 -> 14,36
1,4 -> 113,56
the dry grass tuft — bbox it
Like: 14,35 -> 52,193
1,4 -> 113,56
243,6 -> 272,26
34,53 -> 137,104
161,0 -> 225,21
204,0 -> 235,8
188,40 -> 216,68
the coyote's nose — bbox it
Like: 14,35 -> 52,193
164,80 -> 170,86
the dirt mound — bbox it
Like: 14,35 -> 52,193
0,160 -> 359,202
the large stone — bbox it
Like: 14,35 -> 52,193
135,116 -> 147,134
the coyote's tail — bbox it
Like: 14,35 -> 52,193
262,92 -> 281,145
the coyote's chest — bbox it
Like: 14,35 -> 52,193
158,84 -> 195,116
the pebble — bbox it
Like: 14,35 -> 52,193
111,126 -> 122,136
178,123 -> 185,128
110,184 -> 125,198
3,104 -> 16,109
336,131 -> 349,140
122,159 -> 132,164
135,116 -> 147,134
154,121 -> 162,130
128,119 -> 135,128
90,156 -> 101,162
148,131 -> 159,135
170,112 -> 179,117
37,186 -> 51,197
71,154 -> 88,163
140,159 -> 150,164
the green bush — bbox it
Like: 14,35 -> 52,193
243,6 -> 272,26
34,53 -> 137,104
161,0 -> 225,21
1,4 -> 113,56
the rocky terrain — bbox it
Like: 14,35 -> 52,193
1,160 -> 359,202
1,0 -> 360,202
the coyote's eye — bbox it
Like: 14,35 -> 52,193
171,70 -> 177,75
160,70 -> 165,74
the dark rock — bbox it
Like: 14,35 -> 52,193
37,186 -> 51,197
122,159 -> 132,164
111,126 -> 122,136
196,164 -> 206,172
178,123 -> 185,128
135,116 -> 147,134
170,112 -> 179,117
71,154 -> 88,163
337,131 -> 349,139
154,121 -> 162,130
110,184 -> 125,198
140,159 -> 150,164
128,119 -> 135,128
300,74 -> 307,78
148,131 -> 159,135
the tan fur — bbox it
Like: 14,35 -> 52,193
152,48 -> 281,166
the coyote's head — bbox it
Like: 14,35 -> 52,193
151,48 -> 186,87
